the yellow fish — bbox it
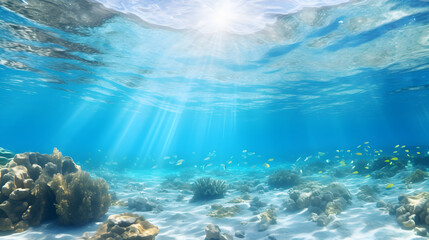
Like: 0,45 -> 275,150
391,157 -> 398,161
385,183 -> 394,189
347,150 -> 351,153
393,151 -> 398,153
364,141 -> 369,144
243,149 -> 247,153
416,146 -> 420,149
375,150 -> 379,153
322,175 -> 326,178
395,145 -> 399,148
365,166 -> 369,169
318,152 -> 326,156
268,158 -> 274,162
355,153 -> 362,156
318,171 -> 322,174
407,154 -> 410,157
365,175 -> 370,178
228,161 -> 232,164
384,160 -> 390,162
405,150 -> 409,152
176,162 -> 182,165
390,162 -> 393,165
357,145 -> 362,148
263,163 -> 270,168
336,150 -> 340,152
401,145 -> 405,148
417,152 -> 421,154
352,171 -> 358,174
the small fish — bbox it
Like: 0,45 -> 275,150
242,149 -> 247,153
318,152 -> 326,156
322,175 -> 326,178
304,157 -> 309,162
365,175 -> 370,178
326,159 -> 330,163
405,150 -> 409,152
355,152 -> 362,156
357,145 -> 361,148
364,141 -> 369,144
393,151 -> 398,153
352,171 -> 359,174
365,166 -> 369,169
417,152 -> 421,154
395,145 -> 399,148
347,150 -> 351,153
176,162 -> 182,165
163,156 -> 171,160
318,171 -> 322,174
384,160 -> 390,162
401,145 -> 406,148
296,157 -> 302,162
385,183 -> 394,189
336,150 -> 340,152
390,162 -> 393,165
268,158 -> 274,162
380,149 -> 383,153
204,157 -> 210,161
228,161 -> 232,164
263,163 -> 270,168
416,146 -> 420,149
391,157 -> 398,161
299,169 -> 303,174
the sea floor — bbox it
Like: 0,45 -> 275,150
1,166 -> 428,240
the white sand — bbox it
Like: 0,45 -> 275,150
1,167 -> 428,240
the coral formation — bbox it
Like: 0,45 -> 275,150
190,177 -> 227,202
257,208 -> 277,231
0,148 -> 110,232
49,171 -> 110,225
396,192 -> 429,235
267,169 -> 301,188
80,213 -> 159,240
284,182 -> 352,226
208,204 -> 241,218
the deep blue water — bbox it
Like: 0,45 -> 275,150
0,0 -> 428,169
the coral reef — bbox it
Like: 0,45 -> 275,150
208,204 -> 241,218
267,169 -> 301,188
404,169 -> 427,185
284,182 -> 352,226
0,148 -> 110,232
80,213 -> 159,240
257,208 -> 277,231
204,223 -> 233,240
249,197 -> 267,211
49,171 -> 110,225
357,185 -> 379,202
396,192 -> 429,236
128,197 -> 163,212
190,177 -> 227,202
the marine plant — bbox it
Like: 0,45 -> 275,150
190,177 -> 227,202
267,169 -> 301,188
49,171 -> 111,225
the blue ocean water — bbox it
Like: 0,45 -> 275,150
0,0 -> 428,168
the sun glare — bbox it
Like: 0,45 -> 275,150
197,1 -> 247,34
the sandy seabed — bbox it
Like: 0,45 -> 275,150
1,166 -> 428,240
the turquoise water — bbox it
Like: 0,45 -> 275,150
0,0 -> 429,239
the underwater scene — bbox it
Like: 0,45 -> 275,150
0,0 -> 429,239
